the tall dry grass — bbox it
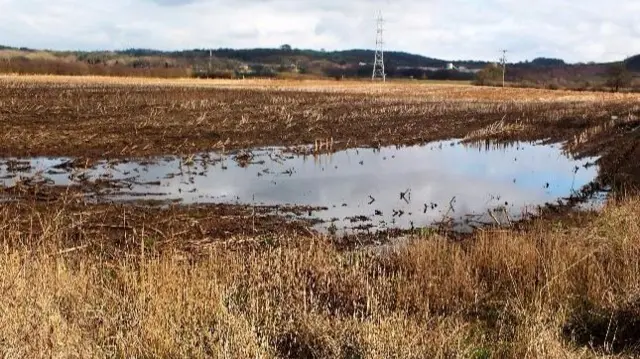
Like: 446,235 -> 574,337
0,197 -> 639,358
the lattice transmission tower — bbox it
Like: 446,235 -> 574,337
372,11 -> 386,81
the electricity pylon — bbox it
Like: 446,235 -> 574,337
372,12 -> 386,81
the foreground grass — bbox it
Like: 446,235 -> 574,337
0,198 -> 639,358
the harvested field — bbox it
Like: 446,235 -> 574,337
0,75 -> 637,158
2,75 -> 640,357
2,75 -> 639,189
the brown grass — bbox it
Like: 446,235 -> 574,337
0,53 -> 190,78
0,196 -> 639,358
463,117 -> 529,141
3,74 -> 639,99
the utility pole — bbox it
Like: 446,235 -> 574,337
209,49 -> 213,74
500,49 -> 507,87
372,11 -> 386,82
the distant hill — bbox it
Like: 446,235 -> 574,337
117,47 -> 471,69
0,44 -> 636,88
529,57 -> 567,67
625,55 -> 640,72
0,45 -> 492,79
0,45 -> 491,69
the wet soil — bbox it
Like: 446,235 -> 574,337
0,79 -> 636,161
1,187 -> 318,256
2,78 -> 640,239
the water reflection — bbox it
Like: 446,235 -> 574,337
0,140 -> 600,233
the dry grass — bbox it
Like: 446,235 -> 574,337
0,196 -> 639,358
3,74 -> 640,99
463,117 -> 529,141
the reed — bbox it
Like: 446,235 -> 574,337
0,196 -> 638,358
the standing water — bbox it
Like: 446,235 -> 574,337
0,140 -> 600,233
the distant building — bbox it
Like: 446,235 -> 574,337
396,64 -> 482,74
457,66 -> 482,74
236,64 -> 251,73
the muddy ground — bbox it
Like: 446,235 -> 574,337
1,77 -> 640,239
1,187 -> 318,256
0,78 -> 637,157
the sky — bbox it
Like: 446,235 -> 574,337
1,0 -> 640,63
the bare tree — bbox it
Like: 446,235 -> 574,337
475,64 -> 503,86
606,62 -> 632,92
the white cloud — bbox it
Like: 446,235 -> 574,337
0,0 -> 638,62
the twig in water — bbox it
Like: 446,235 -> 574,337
488,209 -> 501,226
444,196 -> 457,217
400,189 -> 411,204
502,207 -> 513,227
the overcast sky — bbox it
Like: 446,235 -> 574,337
1,0 -> 639,63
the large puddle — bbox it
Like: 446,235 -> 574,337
0,140 -> 600,233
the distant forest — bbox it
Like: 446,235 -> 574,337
0,45 -> 638,90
